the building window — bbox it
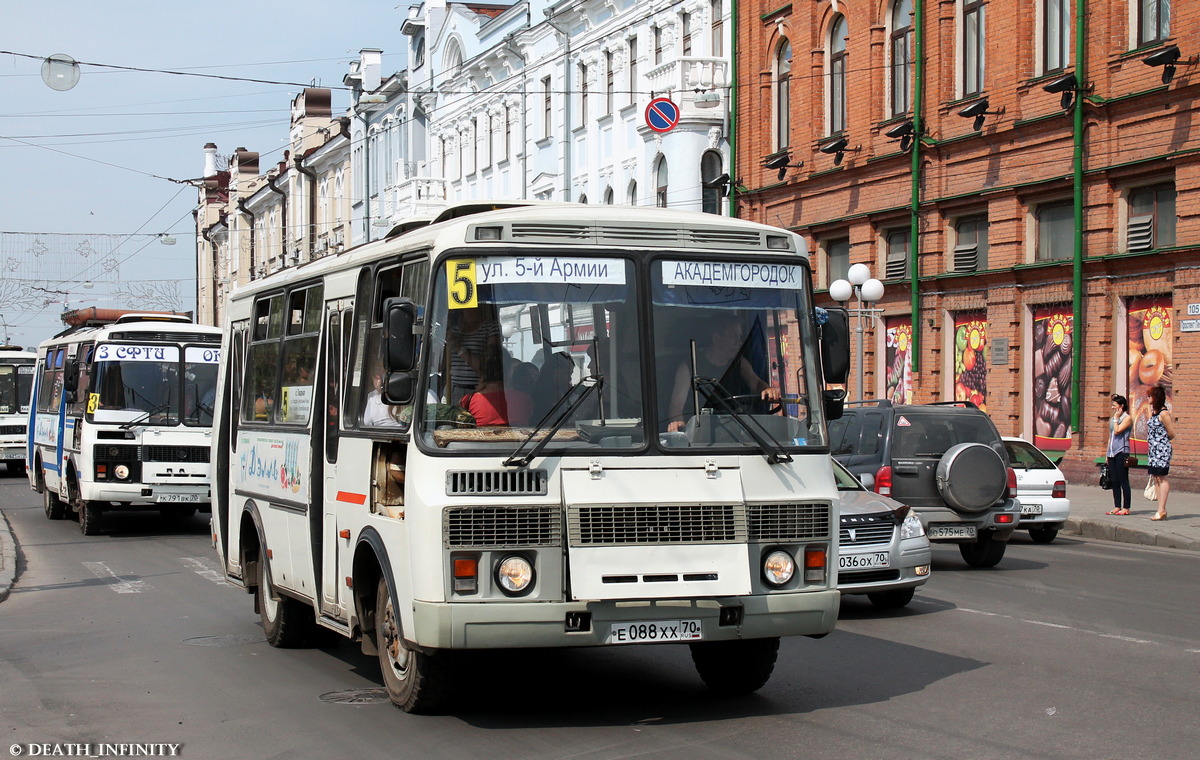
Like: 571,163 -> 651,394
1138,0 -> 1171,46
682,12 -> 693,56
711,0 -> 724,57
954,216 -> 989,272
1043,0 -> 1070,73
628,179 -> 638,205
654,25 -> 664,64
827,238 -> 850,286
503,107 -> 512,161
604,186 -> 614,205
963,0 -> 986,97
885,229 -> 910,279
580,63 -> 589,123
891,0 -> 913,116
775,40 -> 792,151
655,157 -> 668,207
628,38 -> 639,105
605,51 -> 615,115
579,194 -> 588,204
1127,183 -> 1176,251
701,150 -> 723,215
829,15 -> 848,135
1037,201 -> 1074,260
542,76 -> 553,137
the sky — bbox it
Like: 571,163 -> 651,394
1,1 -> 405,349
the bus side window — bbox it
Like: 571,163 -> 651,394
279,284 -> 323,424
325,309 -> 341,463
242,294 -> 283,423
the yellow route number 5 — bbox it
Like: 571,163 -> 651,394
446,259 -> 478,310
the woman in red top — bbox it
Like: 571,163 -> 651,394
461,353 -> 531,426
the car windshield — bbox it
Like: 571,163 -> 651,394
89,343 -> 219,427
0,363 -> 34,415
650,258 -> 826,452
1005,440 -> 1056,469
832,460 -> 865,491
417,255 -> 644,452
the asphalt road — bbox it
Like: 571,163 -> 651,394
1,472 -> 1197,760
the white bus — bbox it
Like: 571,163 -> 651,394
1,345 -> 37,475
28,312 -> 222,534
211,202 -> 850,713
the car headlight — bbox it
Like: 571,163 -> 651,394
114,464 -> 130,480
495,555 -> 534,595
900,512 -> 925,539
762,550 -> 796,587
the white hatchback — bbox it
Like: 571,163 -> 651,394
1002,436 -> 1071,543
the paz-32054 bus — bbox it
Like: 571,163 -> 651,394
0,345 -> 37,474
29,311 -> 222,534
211,202 -> 850,713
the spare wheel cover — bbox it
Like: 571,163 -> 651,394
936,442 -> 1006,513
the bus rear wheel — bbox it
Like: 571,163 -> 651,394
257,554 -> 312,648
689,637 -> 780,695
375,578 -> 453,713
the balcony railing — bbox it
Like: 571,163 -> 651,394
644,57 -> 729,115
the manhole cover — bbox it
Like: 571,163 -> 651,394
319,688 -> 391,705
182,634 -> 266,647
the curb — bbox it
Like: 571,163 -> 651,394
0,509 -> 17,604
1064,516 -> 1200,552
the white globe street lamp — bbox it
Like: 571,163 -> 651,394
829,267 -> 886,400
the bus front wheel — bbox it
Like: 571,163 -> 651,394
689,637 -> 780,695
43,482 -> 67,521
375,578 -> 453,713
257,555 -> 312,648
78,500 -> 101,535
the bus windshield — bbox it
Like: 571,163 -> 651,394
651,258 -> 827,451
419,255 -> 644,452
0,364 -> 34,415
89,344 -> 219,427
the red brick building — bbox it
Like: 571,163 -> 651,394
734,0 -> 1199,488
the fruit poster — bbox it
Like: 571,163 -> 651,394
1033,306 -> 1073,450
954,313 -> 987,412
884,316 -> 913,404
1127,296 -> 1173,454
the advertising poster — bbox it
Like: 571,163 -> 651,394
1127,296 -> 1173,453
954,313 -> 988,412
1033,306 -> 1073,450
884,316 -> 913,404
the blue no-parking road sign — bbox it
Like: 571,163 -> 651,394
645,97 -> 680,133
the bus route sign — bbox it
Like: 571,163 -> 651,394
645,98 -> 680,133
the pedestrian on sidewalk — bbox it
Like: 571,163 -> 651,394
1105,393 -> 1133,515
1147,384 -> 1175,521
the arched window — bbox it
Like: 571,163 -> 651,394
603,186 -> 614,205
445,41 -> 463,75
655,157 -> 668,208
829,15 -> 848,134
890,1 -> 913,116
774,40 -> 792,150
628,179 -> 638,205
701,150 -> 724,215
578,193 -> 588,204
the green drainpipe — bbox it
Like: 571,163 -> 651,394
909,0 -> 926,372
728,0 -> 739,218
1070,1 -> 1086,431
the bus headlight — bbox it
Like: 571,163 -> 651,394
495,555 -> 534,596
114,464 -> 130,480
762,550 -> 795,587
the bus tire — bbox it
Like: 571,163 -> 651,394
375,577 -> 453,713
78,501 -> 102,535
257,553 -> 311,648
43,483 -> 67,520
689,637 -> 780,695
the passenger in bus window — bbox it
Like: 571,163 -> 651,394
462,352 -> 531,427
666,317 -> 780,432
363,361 -> 405,427
446,305 -> 501,403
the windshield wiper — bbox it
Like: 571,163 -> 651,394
503,376 -> 603,468
120,401 -> 171,429
692,376 -> 792,465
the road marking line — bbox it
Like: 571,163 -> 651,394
82,561 -> 149,594
181,556 -> 227,586
951,606 -> 1165,648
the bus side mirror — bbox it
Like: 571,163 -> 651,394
383,297 -> 417,373
63,359 -> 80,393
823,388 -> 846,421
819,307 -> 850,385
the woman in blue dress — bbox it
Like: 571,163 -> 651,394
1146,384 -> 1175,521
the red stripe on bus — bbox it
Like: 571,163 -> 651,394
336,491 -> 367,505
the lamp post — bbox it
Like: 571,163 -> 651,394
829,264 -> 886,400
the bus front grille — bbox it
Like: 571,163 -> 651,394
94,444 -> 141,462
0,425 -> 24,435
445,469 -> 547,496
144,445 -> 211,463
569,504 -> 743,546
445,506 -> 562,548
747,503 -> 832,541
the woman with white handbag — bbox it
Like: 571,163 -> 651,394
1145,385 -> 1175,521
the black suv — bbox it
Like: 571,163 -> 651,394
829,400 -> 1020,567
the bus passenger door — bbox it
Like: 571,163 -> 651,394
319,307 -> 345,617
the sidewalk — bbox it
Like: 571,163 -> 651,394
1,482 -> 1198,604
1061,481 -> 1200,551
